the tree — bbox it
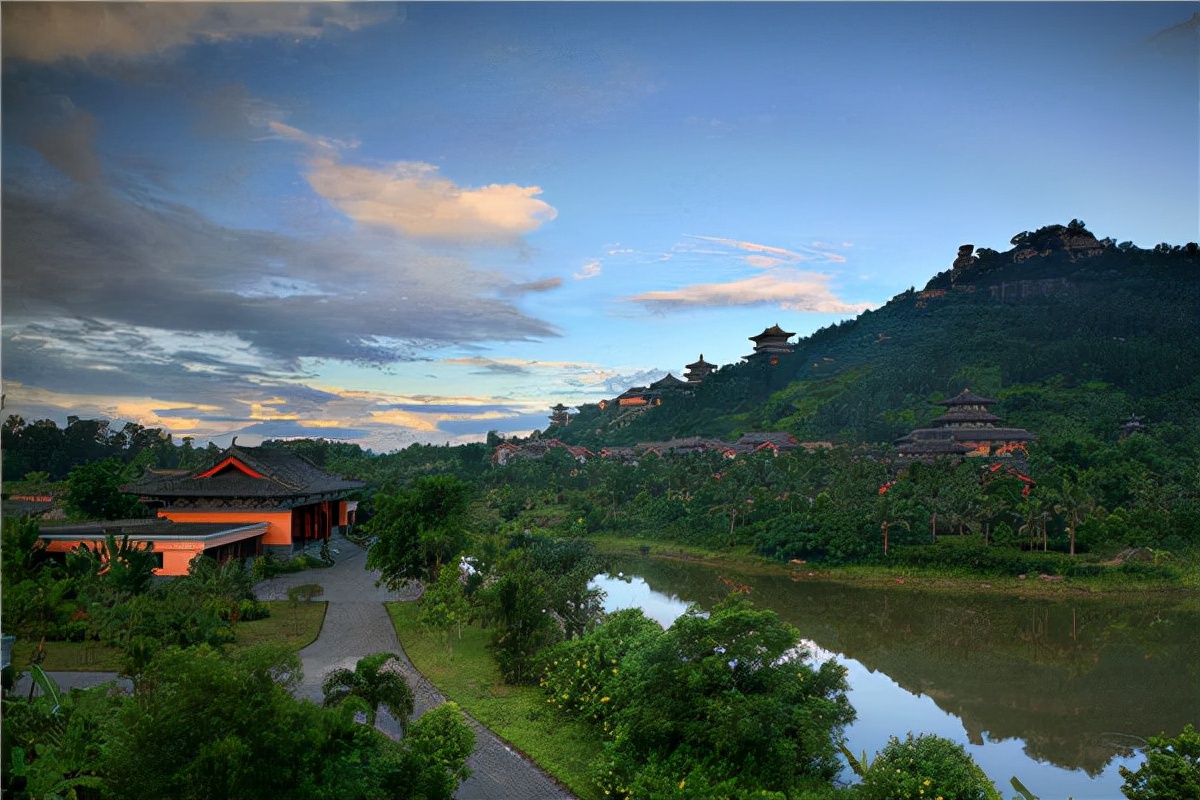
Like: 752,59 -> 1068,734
63,458 -> 147,521
1119,724 -> 1200,800
419,562 -> 470,639
587,596 -> 855,798
1053,471 -> 1099,557
321,652 -> 415,732
366,475 -> 473,589
395,702 -> 475,800
98,533 -> 159,596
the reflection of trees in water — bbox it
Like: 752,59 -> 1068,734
609,556 -> 1200,776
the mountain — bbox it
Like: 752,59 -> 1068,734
553,222 -> 1200,449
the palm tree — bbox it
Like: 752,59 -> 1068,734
322,652 -> 414,731
1054,472 -> 1098,557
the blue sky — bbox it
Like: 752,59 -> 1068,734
3,2 -> 1196,452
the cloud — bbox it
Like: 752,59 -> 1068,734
297,155 -> 557,241
1,176 -> 562,448
502,278 -> 563,296
3,183 -> 557,366
685,235 -> 801,259
574,260 -> 602,280
2,3 -> 398,64
15,97 -> 102,184
623,271 -> 874,314
193,86 -> 287,141
679,234 -> 851,266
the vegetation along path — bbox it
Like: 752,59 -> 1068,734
253,535 -> 574,800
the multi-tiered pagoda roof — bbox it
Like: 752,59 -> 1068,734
744,324 -> 795,360
684,354 -> 716,383
896,388 -> 1035,461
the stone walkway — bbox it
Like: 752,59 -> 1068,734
22,538 -> 575,800
254,535 -> 576,800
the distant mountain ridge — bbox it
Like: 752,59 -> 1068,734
551,222 -> 1200,449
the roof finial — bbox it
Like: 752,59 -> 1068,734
231,436 -> 238,447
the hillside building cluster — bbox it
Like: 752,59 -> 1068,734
493,431 -> 832,467
548,324 -> 798,428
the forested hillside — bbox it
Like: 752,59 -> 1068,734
554,223 -> 1200,448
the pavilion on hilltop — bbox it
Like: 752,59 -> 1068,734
744,324 -> 795,361
549,403 -> 573,427
684,354 -> 717,384
895,389 -> 1035,462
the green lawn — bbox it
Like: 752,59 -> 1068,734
386,601 -> 603,800
9,600 -> 327,673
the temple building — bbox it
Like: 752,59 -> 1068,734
122,443 -> 364,561
895,389 -> 1035,462
38,518 -> 273,577
549,403 -> 572,427
602,373 -> 692,410
684,354 -> 717,384
650,373 -> 690,393
744,324 -> 795,361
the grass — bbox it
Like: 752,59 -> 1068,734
590,532 -> 1200,601
233,599 -> 327,650
9,600 -> 327,673
386,601 -> 604,800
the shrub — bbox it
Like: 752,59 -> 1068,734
1119,724 -> 1200,800
857,733 -> 1000,800
286,584 -> 323,603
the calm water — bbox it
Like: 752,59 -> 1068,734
590,558 -> 1200,800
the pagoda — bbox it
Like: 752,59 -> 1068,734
549,403 -> 572,427
744,324 -> 795,361
896,389 -> 1035,462
684,354 -> 717,384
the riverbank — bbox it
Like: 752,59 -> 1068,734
588,534 -> 1200,606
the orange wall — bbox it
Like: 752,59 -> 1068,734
158,509 -> 294,547
43,538 -> 203,577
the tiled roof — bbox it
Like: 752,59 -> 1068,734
735,431 -> 800,448
123,445 -> 364,499
649,373 -> 689,390
38,518 -> 268,539
939,388 -> 997,406
750,324 -> 795,341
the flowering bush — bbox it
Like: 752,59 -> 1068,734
537,609 -> 659,727
856,733 -> 1000,800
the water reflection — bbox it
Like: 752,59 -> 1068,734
592,557 -> 1200,800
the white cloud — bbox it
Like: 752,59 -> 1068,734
624,271 -> 874,314
574,260 -> 602,280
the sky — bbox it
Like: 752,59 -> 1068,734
3,2 -> 1197,453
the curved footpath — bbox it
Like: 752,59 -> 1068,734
259,535 -> 576,800
24,537 -> 574,800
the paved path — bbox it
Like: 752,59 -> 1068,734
255,535 -> 576,800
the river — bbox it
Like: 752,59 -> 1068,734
590,556 -> 1199,800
